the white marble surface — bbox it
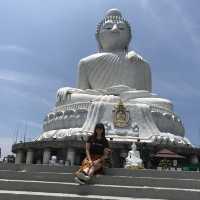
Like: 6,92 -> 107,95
37,9 -> 191,146
125,143 -> 143,168
77,51 -> 151,91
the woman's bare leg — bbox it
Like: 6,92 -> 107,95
83,167 -> 90,174
88,163 -> 102,176
88,149 -> 111,176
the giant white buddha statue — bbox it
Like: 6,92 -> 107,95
37,9 -> 191,146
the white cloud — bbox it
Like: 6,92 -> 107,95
0,45 -> 32,55
0,69 -> 60,106
0,137 -> 14,158
0,68 -> 63,88
0,69 -> 43,85
15,120 -> 42,143
137,1 -> 200,51
139,0 -> 150,9
155,78 -> 200,98
19,120 -> 42,129
0,69 -> 29,84
0,70 -> 53,106
3,85 -> 53,107
168,1 -> 200,48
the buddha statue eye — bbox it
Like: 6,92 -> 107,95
103,26 -> 112,30
102,22 -> 113,30
117,23 -> 126,30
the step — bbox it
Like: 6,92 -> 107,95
105,168 -> 200,180
1,164 -> 200,200
0,178 -> 199,200
0,191 -> 167,200
0,163 -> 78,173
1,163 -> 200,180
0,170 -> 200,190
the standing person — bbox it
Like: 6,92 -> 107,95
75,123 -> 111,184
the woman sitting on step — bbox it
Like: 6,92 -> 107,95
75,123 -> 111,184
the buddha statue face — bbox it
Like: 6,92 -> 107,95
96,9 -> 132,52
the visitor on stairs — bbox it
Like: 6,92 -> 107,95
75,123 -> 111,184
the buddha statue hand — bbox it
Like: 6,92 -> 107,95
126,51 -> 144,63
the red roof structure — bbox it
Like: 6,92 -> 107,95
154,149 -> 185,159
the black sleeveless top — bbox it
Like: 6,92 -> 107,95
87,136 -> 109,155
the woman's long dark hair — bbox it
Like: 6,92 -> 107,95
92,123 -> 106,141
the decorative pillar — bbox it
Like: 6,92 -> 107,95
111,150 -> 120,168
26,149 -> 34,164
43,148 -> 51,164
120,149 -> 128,168
75,152 -> 81,165
15,150 -> 24,164
66,147 -> 75,166
190,155 -> 199,164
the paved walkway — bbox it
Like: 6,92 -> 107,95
0,164 -> 199,200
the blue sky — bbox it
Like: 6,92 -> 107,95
0,0 -> 200,157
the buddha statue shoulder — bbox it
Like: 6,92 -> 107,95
77,8 -> 152,92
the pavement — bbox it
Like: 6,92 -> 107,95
0,163 -> 199,200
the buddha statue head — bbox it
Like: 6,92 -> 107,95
96,8 -> 132,52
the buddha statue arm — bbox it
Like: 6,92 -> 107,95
127,51 -> 152,91
144,63 -> 152,92
77,60 -> 91,89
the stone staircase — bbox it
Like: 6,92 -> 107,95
0,163 -> 199,200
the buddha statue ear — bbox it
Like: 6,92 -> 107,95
124,46 -> 128,53
95,32 -> 103,52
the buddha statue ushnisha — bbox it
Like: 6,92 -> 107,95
77,8 -> 151,92
37,9 -> 191,147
